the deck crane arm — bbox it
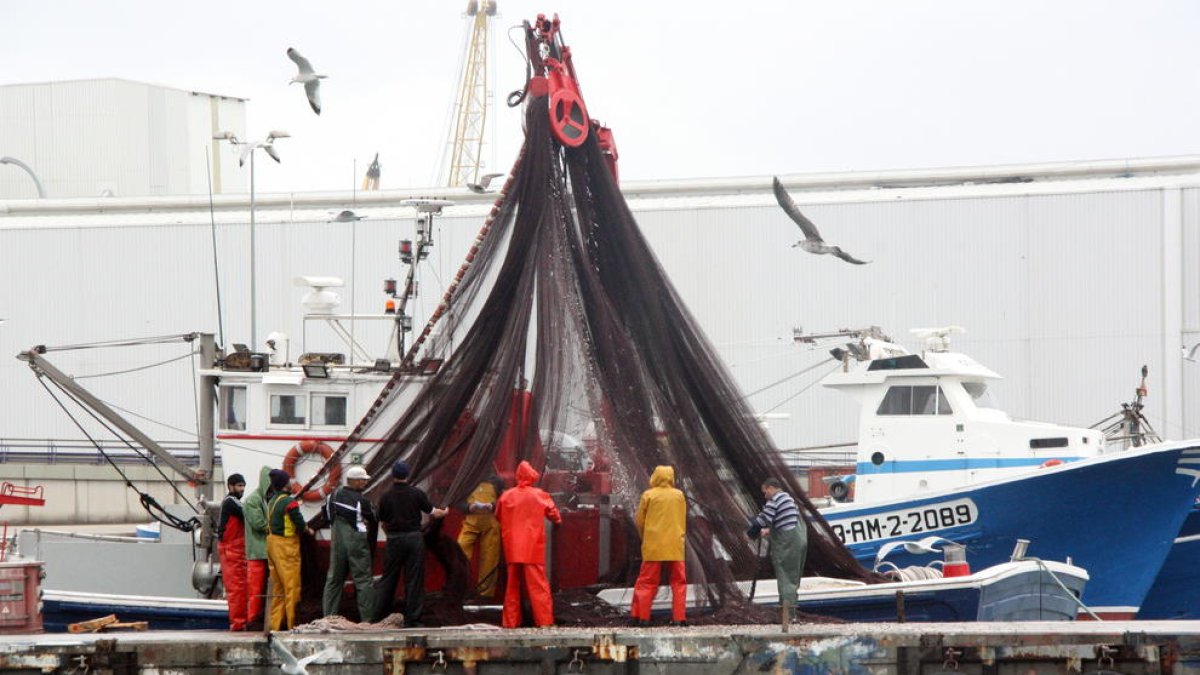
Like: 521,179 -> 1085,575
17,345 -> 208,485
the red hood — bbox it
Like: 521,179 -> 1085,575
516,460 -> 539,487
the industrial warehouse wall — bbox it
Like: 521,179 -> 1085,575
0,178 -> 1196,465
0,79 -> 247,199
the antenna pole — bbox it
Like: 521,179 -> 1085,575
205,150 -> 226,347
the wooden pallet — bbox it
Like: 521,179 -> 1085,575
67,614 -> 149,633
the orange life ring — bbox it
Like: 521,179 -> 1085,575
282,440 -> 341,502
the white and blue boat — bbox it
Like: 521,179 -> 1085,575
598,557 -> 1090,623
812,327 -> 1200,619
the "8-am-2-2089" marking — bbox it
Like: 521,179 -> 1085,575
827,498 -> 979,545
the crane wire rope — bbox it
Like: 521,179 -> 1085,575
33,376 -> 201,532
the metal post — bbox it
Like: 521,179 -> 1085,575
250,150 -> 257,351
196,333 -> 217,502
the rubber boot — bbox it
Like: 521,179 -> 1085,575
781,600 -> 792,633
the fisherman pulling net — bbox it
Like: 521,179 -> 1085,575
301,13 -> 876,626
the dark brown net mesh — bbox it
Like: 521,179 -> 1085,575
301,25 -> 878,626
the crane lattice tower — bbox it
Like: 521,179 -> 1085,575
445,0 -> 496,187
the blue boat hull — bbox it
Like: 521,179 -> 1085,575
41,595 -> 229,633
1138,504 -> 1200,619
822,441 -> 1200,618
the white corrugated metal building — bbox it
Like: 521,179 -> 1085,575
0,79 -> 248,199
1,157 -> 1198,462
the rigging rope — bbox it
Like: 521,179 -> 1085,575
72,350 -> 198,380
33,375 -> 200,532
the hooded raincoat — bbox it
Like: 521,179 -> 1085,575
634,466 -> 686,561
630,465 -> 689,622
496,461 -> 561,627
241,467 -> 272,626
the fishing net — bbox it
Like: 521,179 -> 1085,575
301,19 -> 877,626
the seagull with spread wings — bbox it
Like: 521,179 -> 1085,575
772,177 -> 869,265
466,172 -> 505,194
287,47 -> 326,115
270,638 -> 334,675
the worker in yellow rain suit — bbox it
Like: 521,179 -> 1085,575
456,475 -> 505,597
265,469 -> 311,630
630,465 -> 688,625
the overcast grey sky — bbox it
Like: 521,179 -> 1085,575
5,0 -> 1199,193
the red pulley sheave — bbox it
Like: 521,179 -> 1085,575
545,57 -> 589,147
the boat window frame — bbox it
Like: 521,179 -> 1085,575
310,391 -> 350,429
876,383 -> 954,416
219,385 -> 248,431
268,390 -> 309,428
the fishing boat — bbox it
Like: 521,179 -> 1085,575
597,556 -> 1089,623
807,327 -> 1200,619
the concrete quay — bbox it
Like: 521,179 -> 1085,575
5,621 -> 1200,674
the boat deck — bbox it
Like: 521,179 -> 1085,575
6,621 -> 1200,674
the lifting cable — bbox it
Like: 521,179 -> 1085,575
73,350 -> 198,380
762,362 -> 843,415
742,357 -> 836,400
34,376 -> 201,533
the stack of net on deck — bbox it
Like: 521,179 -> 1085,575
301,47 -> 876,630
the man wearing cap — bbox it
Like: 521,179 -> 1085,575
265,468 -> 312,630
322,465 -> 377,621
373,461 -> 447,626
217,473 -> 248,630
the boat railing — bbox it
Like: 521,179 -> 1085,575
0,438 -> 208,466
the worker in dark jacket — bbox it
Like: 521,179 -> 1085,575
752,477 -> 807,623
631,465 -> 688,626
217,473 -> 248,631
266,469 -> 311,630
373,461 -> 447,626
241,466 -> 271,630
322,465 -> 377,621
456,474 -> 504,597
496,460 -> 562,628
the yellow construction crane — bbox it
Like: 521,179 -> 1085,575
444,0 -> 496,187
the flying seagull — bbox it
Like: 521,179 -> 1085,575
269,638 -> 334,675
466,172 -> 505,194
238,131 -> 288,167
772,177 -> 869,265
287,47 -> 326,115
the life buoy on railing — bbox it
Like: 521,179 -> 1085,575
282,440 -> 341,502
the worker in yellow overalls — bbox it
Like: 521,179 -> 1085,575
265,469 -> 311,630
456,475 -> 505,597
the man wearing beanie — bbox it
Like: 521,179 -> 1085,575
322,465 -> 377,621
373,460 -> 447,626
217,473 -> 248,630
265,468 -> 311,630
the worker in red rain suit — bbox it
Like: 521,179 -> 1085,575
496,461 -> 562,628
630,465 -> 688,625
217,473 -> 248,631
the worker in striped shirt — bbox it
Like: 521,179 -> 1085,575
752,477 -> 808,621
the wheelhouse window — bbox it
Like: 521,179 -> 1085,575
312,394 -> 348,427
270,393 -> 307,425
963,381 -> 1000,410
877,385 -> 953,415
220,386 -> 247,431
